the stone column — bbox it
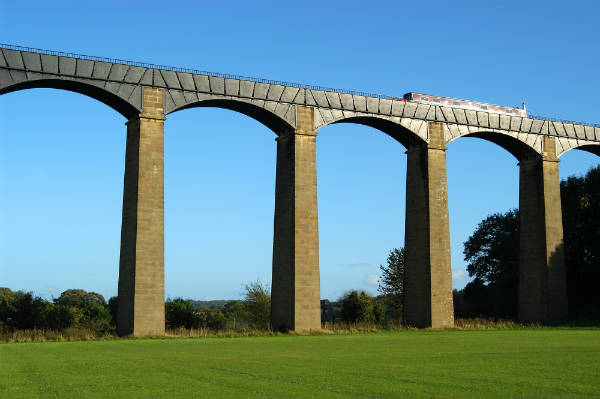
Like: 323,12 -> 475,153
518,136 -> 568,323
403,122 -> 454,328
117,87 -> 165,336
271,106 -> 321,332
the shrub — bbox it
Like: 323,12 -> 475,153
198,308 -> 226,330
242,281 -> 271,330
165,298 -> 199,329
340,290 -> 384,324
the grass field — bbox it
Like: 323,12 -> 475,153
1,329 -> 599,398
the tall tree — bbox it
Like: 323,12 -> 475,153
377,248 -> 405,320
561,165 -> 600,320
462,209 -> 520,319
242,281 -> 271,330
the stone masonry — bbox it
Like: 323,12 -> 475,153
403,122 -> 454,328
271,106 -> 321,332
518,136 -> 568,323
117,87 -> 165,336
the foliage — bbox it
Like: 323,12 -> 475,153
561,165 -> 600,320
0,288 -> 113,334
197,308 -> 226,330
320,299 -> 341,323
340,290 -> 384,323
222,300 -> 246,328
54,289 -> 112,332
242,281 -> 271,330
165,298 -> 200,329
377,247 -> 405,320
459,209 -> 520,319
108,296 -> 119,325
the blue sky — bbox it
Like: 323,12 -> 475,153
1,0 -> 598,301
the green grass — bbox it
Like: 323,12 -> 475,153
1,329 -> 599,398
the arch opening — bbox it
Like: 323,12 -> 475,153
329,116 -> 426,149
0,88 -> 124,301
0,79 -> 140,119
446,135 -> 522,319
448,131 -> 539,161
567,144 -> 600,158
163,106 -> 275,304
316,122 -> 407,309
168,99 -> 294,136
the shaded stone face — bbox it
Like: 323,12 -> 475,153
117,87 -> 165,337
518,136 -> 568,323
403,123 -> 454,328
271,106 -> 321,332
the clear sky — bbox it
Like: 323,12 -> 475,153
1,0 -> 598,302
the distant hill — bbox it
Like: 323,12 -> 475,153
190,300 -> 237,311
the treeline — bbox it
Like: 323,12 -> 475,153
454,165 -> 600,322
0,288 -> 114,333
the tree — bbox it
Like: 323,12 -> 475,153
461,209 -> 519,319
0,290 -> 47,330
377,248 -> 405,320
54,289 -> 112,331
198,309 -> 226,330
242,281 -> 271,330
222,300 -> 245,329
165,298 -> 199,329
340,290 -> 382,323
561,165 -> 600,320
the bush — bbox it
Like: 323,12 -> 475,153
242,281 -> 271,330
198,308 -> 226,330
54,289 -> 112,332
340,290 -> 383,324
165,298 -> 199,329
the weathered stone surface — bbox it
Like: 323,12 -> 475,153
91,61 -> 111,80
272,106 -> 320,332
178,72 -> 196,91
118,87 -> 165,337
518,136 -> 567,323
208,76 -> 224,94
21,52 -> 41,71
124,66 -> 146,84
404,122 -> 454,328
267,84 -> 285,101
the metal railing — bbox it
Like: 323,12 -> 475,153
527,113 -> 600,128
1,43 -> 599,129
0,43 -> 393,99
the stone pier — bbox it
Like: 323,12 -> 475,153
403,122 -> 454,328
271,106 -> 321,332
518,136 -> 568,323
117,87 -> 166,336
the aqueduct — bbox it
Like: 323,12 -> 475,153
1,44 -> 599,335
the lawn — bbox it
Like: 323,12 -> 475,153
1,329 -> 599,398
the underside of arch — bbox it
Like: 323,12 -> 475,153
452,131 -> 540,161
168,99 -> 294,136
0,79 -> 140,119
330,116 -> 426,148
570,144 -> 600,157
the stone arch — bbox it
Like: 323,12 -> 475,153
559,143 -> 600,158
168,99 -> 295,136
447,130 -> 540,161
0,79 -> 141,119
319,115 -> 427,149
